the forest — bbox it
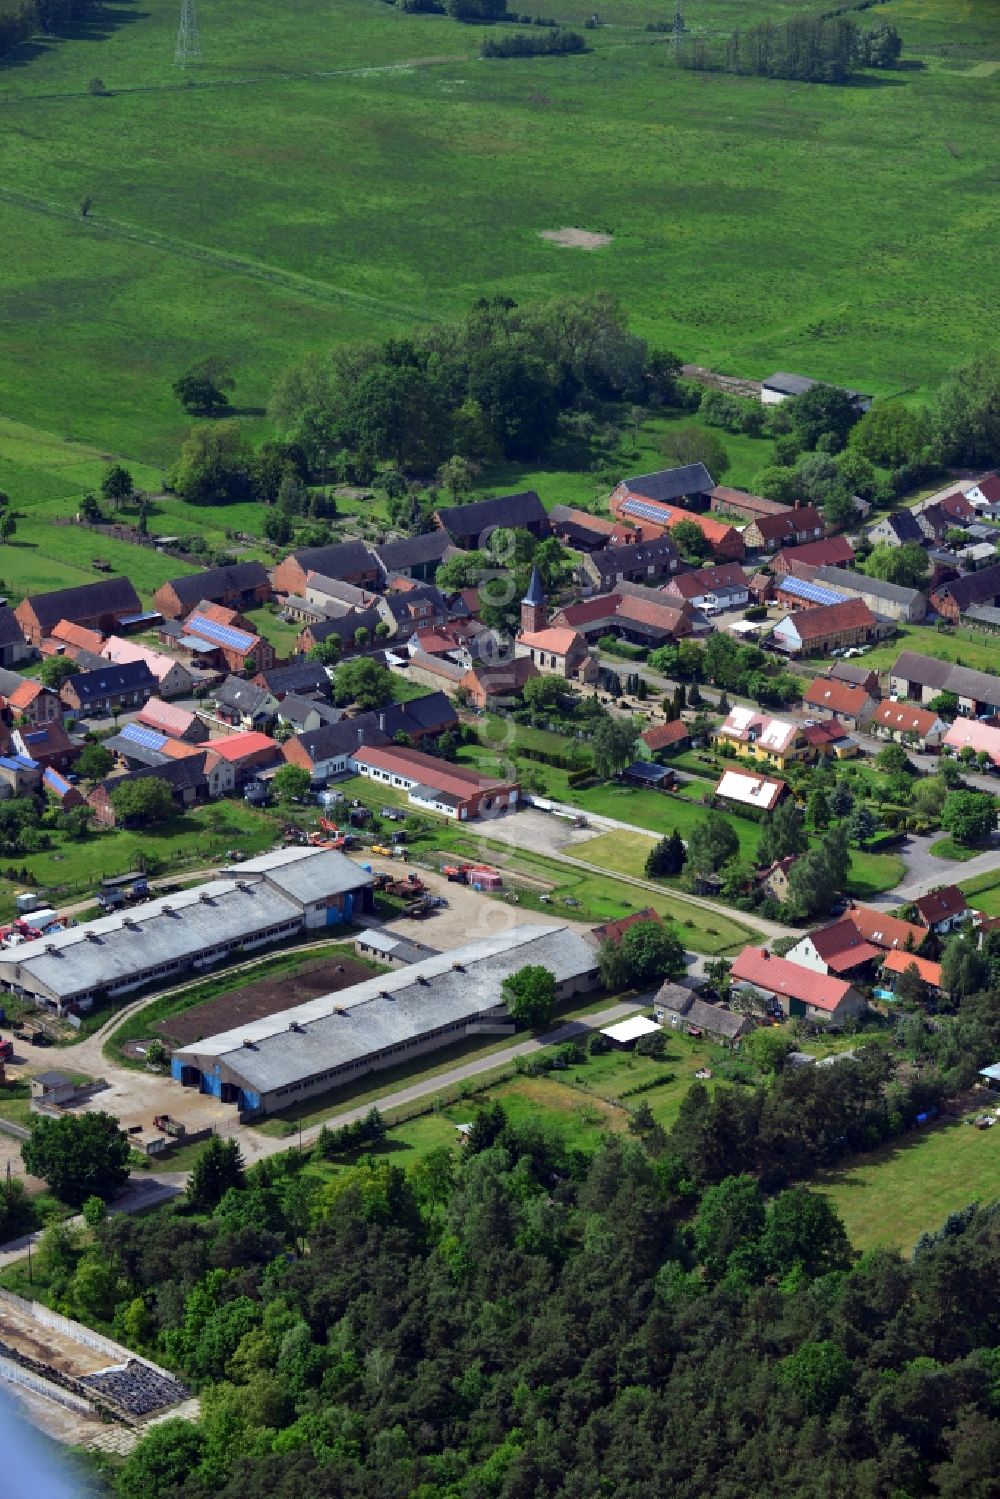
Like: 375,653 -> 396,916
65,1113 -> 1000,1499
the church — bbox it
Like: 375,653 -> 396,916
513,567 -> 599,683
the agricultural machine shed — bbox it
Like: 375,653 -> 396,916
172,924 -> 600,1116
0,847 -> 374,1013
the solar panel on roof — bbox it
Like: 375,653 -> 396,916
121,723 -> 168,751
623,497 -> 674,525
188,615 -> 256,651
779,576 -> 847,607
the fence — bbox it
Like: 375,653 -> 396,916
0,1351 -> 95,1419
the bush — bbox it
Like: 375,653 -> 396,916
481,29 -> 586,56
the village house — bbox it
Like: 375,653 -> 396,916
281,693 -> 457,782
866,509 -> 925,548
915,502 -> 957,545
435,491 -> 549,548
930,562 -> 1000,623
212,677 -> 279,731
182,606 -> 276,675
742,505 -> 824,553
662,562 -> 749,612
254,659 -> 332,702
11,722 -> 76,772
943,716 -> 1000,767
714,707 -> 811,770
349,742 -> 519,821
273,542 -> 382,599
87,756 -> 210,826
609,477 -> 744,561
153,561 -> 271,621
376,585 -> 450,641
772,574 -> 851,613
771,536 -> 855,572
640,719 -> 691,757
869,700 -> 948,750
730,946 -> 867,1027
59,660 -> 157,718
0,753 -> 40,798
713,768 -> 788,813
653,980 -> 753,1046
0,669 -> 62,727
881,949 -> 944,996
913,885 -> 971,934
757,855 -> 798,904
770,597 -> 879,655
137,697 -> 206,742
203,731 -> 282,786
0,606 -> 31,669
801,675 -> 877,729
813,565 -> 926,623
965,474 -> 1000,519
41,766 -> 83,808
551,590 -> 694,649
100,637 -> 193,698
785,917 -> 882,980
708,486 -> 789,523
548,507 -> 636,551
16,578 -> 142,647
46,620 -> 105,658
373,529 -> 455,582
581,535 -> 679,591
610,464 -> 716,514
275,695 -> 343,735
845,903 -> 926,954
887,652 -> 1000,718
828,660 -> 881,699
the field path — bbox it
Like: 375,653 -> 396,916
0,184 -> 437,323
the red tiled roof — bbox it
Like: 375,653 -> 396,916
517,627 -> 583,655
774,537 -> 854,571
847,904 -> 925,952
943,717 -> 1000,766
138,698 -> 199,737
973,475 -> 1000,504
808,917 -> 882,973
667,563 -> 747,598
615,595 -> 688,630
801,721 -> 849,747
803,677 -> 873,716
205,732 -> 279,762
751,505 -> 823,541
939,490 -> 976,520
871,701 -> 941,737
914,885 -> 967,925
556,595 -> 622,627
7,679 -> 47,708
51,620 -> 104,651
786,598 -> 876,641
351,743 -> 516,800
641,719 -> 691,751
731,946 -> 854,1012
881,950 -> 943,988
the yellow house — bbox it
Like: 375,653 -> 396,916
713,706 -> 854,769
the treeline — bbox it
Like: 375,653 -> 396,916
45,1102 -> 999,1499
677,12 -> 901,82
268,293 -> 684,477
0,0 -> 93,58
481,28 -> 585,56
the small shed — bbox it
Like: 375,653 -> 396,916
600,1015 -> 661,1049
620,762 -> 676,790
29,1071 -> 77,1106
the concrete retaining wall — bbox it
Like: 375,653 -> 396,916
0,1117 -> 29,1142
0,1352 -> 94,1418
0,1289 -> 172,1378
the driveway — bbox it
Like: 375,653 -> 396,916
865,831 -> 1000,905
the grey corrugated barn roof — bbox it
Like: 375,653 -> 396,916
621,465 -> 715,503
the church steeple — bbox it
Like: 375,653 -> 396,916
521,565 -> 547,634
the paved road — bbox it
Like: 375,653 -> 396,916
865,831 -> 1000,905
0,1176 -> 181,1271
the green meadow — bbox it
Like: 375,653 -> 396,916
0,0 -> 997,528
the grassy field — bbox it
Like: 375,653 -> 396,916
0,0 -> 997,520
0,800 -> 278,919
962,869 -> 1000,915
816,1118 -> 1000,1253
861,623 -> 1000,675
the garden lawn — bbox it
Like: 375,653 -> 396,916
816,1120 -> 1000,1254
0,801 -> 278,918
962,871 -> 1000,916
860,624 -> 1000,676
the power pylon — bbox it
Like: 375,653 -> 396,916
672,2 -> 684,42
174,0 -> 201,68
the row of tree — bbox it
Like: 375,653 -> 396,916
677,13 -> 901,83
0,0 -> 93,60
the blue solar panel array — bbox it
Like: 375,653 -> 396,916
777,576 -> 847,608
44,768 -> 71,794
622,497 -> 676,526
187,614 -> 255,651
121,723 -> 168,751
